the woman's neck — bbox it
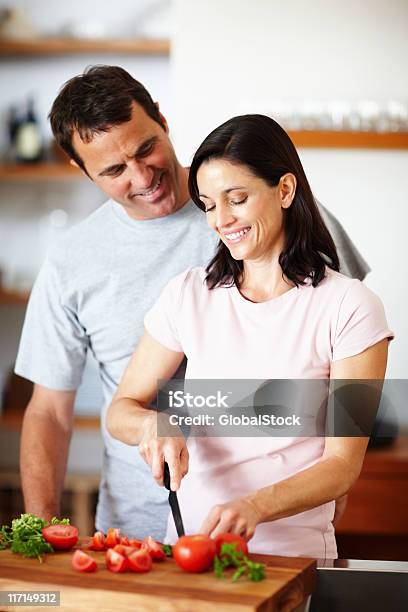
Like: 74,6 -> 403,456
239,256 -> 295,303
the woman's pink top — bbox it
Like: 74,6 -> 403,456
144,267 -> 393,559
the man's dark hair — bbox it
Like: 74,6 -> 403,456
188,114 -> 340,289
49,65 -> 165,174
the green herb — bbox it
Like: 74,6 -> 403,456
163,544 -> 173,557
0,513 -> 70,562
214,542 -> 266,583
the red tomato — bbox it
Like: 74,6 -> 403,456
128,538 -> 143,549
173,535 -> 216,573
142,536 -> 166,561
127,548 -> 153,573
105,527 -> 121,548
42,524 -> 79,550
214,533 -> 249,557
71,550 -> 97,572
88,531 -> 106,551
119,536 -> 130,546
113,544 -> 135,557
105,548 -> 128,573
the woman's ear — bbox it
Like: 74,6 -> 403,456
279,173 -> 297,209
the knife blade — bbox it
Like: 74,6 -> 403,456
163,461 -> 185,537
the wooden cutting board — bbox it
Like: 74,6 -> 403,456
0,543 -> 315,611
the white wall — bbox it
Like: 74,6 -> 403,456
171,0 -> 408,379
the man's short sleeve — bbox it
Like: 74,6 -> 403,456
15,254 -> 88,390
332,280 -> 394,362
144,272 -> 186,353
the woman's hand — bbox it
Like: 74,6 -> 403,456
199,496 -> 262,541
138,412 -> 189,491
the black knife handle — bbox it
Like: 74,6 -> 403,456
163,461 -> 171,490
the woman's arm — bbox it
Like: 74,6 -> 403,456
106,330 -> 187,491
200,338 -> 388,539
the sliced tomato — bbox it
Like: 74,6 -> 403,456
119,535 -> 130,546
113,544 -> 135,557
72,549 -> 97,572
42,524 -> 79,550
173,535 -> 216,573
105,527 -> 121,548
128,538 -> 143,549
105,548 -> 128,573
215,533 -> 249,557
142,536 -> 166,560
88,531 -> 106,551
127,548 -> 153,573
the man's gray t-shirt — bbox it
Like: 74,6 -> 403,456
15,197 -> 369,540
15,199 -> 218,539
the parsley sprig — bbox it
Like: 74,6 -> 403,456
214,543 -> 266,582
0,513 -> 70,562
163,544 -> 173,557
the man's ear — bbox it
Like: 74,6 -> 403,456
70,158 -> 92,180
155,102 -> 169,133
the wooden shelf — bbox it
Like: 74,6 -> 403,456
0,288 -> 29,305
288,130 -> 408,149
0,37 -> 170,56
0,132 -> 406,184
0,162 -> 82,180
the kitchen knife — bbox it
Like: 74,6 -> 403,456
163,461 -> 185,537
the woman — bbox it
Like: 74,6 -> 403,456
107,115 -> 392,558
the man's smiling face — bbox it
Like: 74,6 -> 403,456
72,102 -> 188,220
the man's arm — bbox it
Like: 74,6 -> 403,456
19,384 -> 76,520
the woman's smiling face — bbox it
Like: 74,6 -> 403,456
197,159 -> 295,262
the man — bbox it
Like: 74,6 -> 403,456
15,65 -> 367,540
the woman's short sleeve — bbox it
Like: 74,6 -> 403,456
144,271 -> 187,352
332,280 -> 394,362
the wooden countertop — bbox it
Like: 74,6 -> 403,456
0,545 -> 315,611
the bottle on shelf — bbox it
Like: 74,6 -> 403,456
6,105 -> 22,161
15,97 -> 43,163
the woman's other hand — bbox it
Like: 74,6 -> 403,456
199,497 -> 262,541
139,412 -> 189,491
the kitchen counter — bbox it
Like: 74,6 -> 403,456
311,558 -> 408,612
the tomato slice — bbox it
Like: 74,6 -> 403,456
42,525 -> 79,550
119,536 -> 130,546
72,550 -> 97,572
215,533 -> 249,556
142,536 -> 166,560
105,548 -> 128,573
105,527 -> 121,548
113,544 -> 135,557
128,538 -> 143,549
89,531 -> 106,551
127,548 -> 153,573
